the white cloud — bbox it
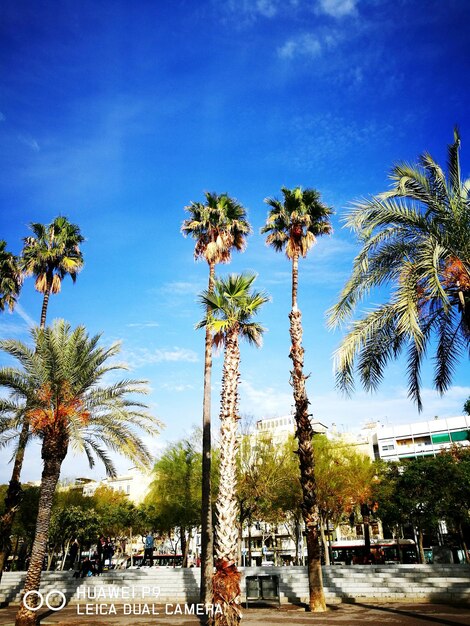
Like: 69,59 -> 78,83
159,281 -> 202,295
278,33 -> 323,60
14,303 -> 36,328
310,385 -> 470,431
160,382 -> 195,393
125,346 -> 199,368
317,0 -> 358,18
18,134 -> 40,152
240,378 -> 294,416
239,379 -> 470,433
126,321 -> 160,328
222,0 -> 294,21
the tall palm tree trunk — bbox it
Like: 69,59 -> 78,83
0,421 -> 29,582
361,504 -> 371,561
39,290 -> 50,329
289,255 -> 326,613
15,433 -> 66,626
0,291 -> 50,581
292,254 -> 299,310
201,263 -> 215,604
213,328 -> 242,626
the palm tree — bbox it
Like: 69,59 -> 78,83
0,240 -> 22,313
181,192 -> 251,604
328,128 -> 469,410
261,186 -> 333,612
198,273 -> 268,626
0,218 -> 84,581
20,216 -> 84,329
0,320 -> 162,626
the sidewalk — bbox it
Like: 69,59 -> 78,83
1,602 -> 470,626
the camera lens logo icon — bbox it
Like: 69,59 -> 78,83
23,590 -> 66,611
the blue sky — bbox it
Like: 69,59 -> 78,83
1,0 -> 469,482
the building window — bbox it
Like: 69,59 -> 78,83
382,444 -> 395,451
450,430 -> 470,442
396,437 -> 413,446
431,433 -> 450,444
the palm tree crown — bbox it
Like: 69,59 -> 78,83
20,216 -> 84,327
182,192 -> 251,605
198,274 -> 268,625
261,186 -> 333,259
197,273 -> 268,348
0,320 -> 161,474
1,320 -> 161,626
181,192 -> 251,266
0,241 -> 22,313
328,128 -> 470,410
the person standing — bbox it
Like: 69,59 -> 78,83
96,535 -> 106,574
69,538 -> 79,570
143,532 -> 154,566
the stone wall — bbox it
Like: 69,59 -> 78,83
1,564 -> 469,607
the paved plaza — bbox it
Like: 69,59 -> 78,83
1,602 -> 470,626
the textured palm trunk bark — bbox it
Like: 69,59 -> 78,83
212,327 -> 241,626
361,504 -> 371,561
39,289 -> 50,329
181,527 -> 189,568
0,420 -> 30,582
319,516 -> 330,566
15,432 -> 67,626
201,263 -> 215,605
289,255 -> 326,612
417,528 -> 425,564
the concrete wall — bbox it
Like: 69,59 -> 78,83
1,565 -> 469,607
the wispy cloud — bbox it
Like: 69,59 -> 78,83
18,134 -> 40,152
278,32 -> 339,60
311,386 -> 470,431
240,379 -> 470,431
126,321 -> 160,328
221,0 -> 291,22
160,382 -> 195,393
240,379 -> 294,416
0,112 -> 5,122
14,303 -> 36,328
159,281 -> 203,296
317,0 -> 358,18
125,346 -> 199,368
0,321 -> 30,336
278,34 -> 322,59
282,112 -> 395,174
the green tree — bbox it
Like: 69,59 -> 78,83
237,432 -> 302,565
146,438 -> 203,567
0,320 -> 162,626
432,448 -> 470,562
0,240 -> 22,313
261,186 -> 333,612
199,273 -> 268,626
312,435 -> 376,564
328,129 -> 470,410
373,457 -> 449,563
47,505 -> 101,570
0,485 -> 39,571
464,398 -> 470,416
182,192 -> 251,603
